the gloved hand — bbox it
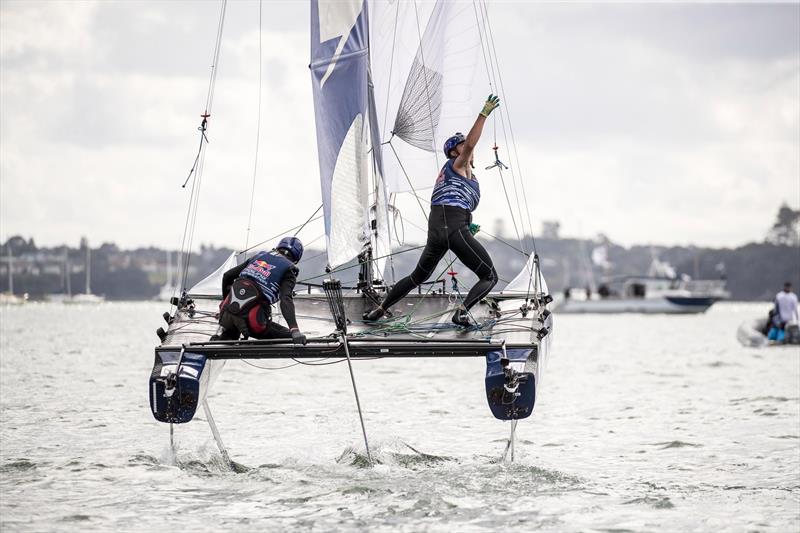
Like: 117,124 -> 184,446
469,223 -> 481,236
480,94 -> 500,117
291,329 -> 307,346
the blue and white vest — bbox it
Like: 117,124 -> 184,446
430,159 -> 481,212
239,251 -> 293,304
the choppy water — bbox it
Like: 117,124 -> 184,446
1,302 -> 798,532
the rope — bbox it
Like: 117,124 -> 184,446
175,0 -> 228,301
480,0 -> 538,254
387,141 -> 429,222
481,0 -> 541,299
297,244 -> 426,283
293,204 -> 324,238
380,0 -> 401,142
241,212 -> 323,254
473,0 -> 541,301
244,0 -> 263,251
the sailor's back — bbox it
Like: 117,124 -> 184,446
775,289 -> 799,323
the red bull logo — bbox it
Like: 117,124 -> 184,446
252,260 -> 275,277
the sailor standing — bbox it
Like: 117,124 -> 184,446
771,282 -> 799,342
214,237 -> 307,345
364,95 -> 501,327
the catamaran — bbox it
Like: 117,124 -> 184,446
149,0 -> 553,465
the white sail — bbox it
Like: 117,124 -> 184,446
188,252 -> 239,297
370,0 -> 481,194
502,254 -> 549,296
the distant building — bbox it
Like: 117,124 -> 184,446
541,220 -> 560,239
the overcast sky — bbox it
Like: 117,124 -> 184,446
1,1 -> 798,251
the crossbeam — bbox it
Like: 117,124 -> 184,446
155,338 -> 536,360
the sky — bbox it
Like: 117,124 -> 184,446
1,0 -> 798,251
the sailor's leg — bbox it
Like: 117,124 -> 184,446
262,319 -> 292,339
450,227 -> 498,310
213,311 -> 242,341
381,243 -> 448,310
246,306 -> 292,339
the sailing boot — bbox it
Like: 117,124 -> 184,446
363,307 -> 385,322
451,308 -> 473,328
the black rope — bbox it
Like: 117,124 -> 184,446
293,204 -> 323,238
297,244 -> 426,283
181,115 -> 210,188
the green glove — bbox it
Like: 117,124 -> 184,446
469,223 -> 481,235
480,94 -> 500,117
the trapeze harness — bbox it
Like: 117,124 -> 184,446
218,251 -> 296,339
379,158 -> 498,312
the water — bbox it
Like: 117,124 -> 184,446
1,302 -> 798,532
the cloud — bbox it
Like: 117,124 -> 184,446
1,1 -> 798,251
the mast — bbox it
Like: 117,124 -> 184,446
64,250 -> 72,297
166,250 -> 173,289
6,244 -> 13,296
85,244 -> 91,295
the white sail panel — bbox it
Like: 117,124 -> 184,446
188,252 -> 239,297
328,114 -> 370,268
502,254 -> 550,296
370,0 -> 481,194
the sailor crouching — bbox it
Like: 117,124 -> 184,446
213,237 -> 307,345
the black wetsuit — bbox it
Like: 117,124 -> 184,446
380,205 -> 498,312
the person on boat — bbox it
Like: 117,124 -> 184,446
363,95 -> 501,327
769,282 -> 799,342
213,237 -> 307,345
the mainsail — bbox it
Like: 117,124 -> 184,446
310,0 -> 372,269
311,0 -> 482,275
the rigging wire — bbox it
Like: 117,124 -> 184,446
241,211 -> 323,254
380,0 -> 401,143
472,0 -> 542,300
297,244 -> 426,283
176,0 -> 228,297
292,204 -> 324,238
480,0 -> 544,296
387,141 -> 429,222
473,2 -> 526,256
244,0 -> 264,251
479,0 -> 538,253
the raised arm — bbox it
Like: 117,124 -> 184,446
453,94 -> 500,175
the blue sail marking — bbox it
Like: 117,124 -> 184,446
310,0 -> 371,267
